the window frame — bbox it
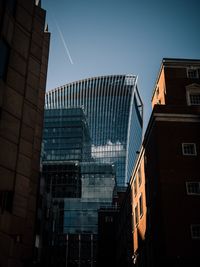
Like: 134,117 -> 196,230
134,177 -> 137,196
182,143 -> 197,156
139,193 -> 143,217
138,167 -> 142,187
105,216 -> 113,223
187,68 -> 199,79
135,204 -> 139,225
185,83 -> 200,106
186,182 -> 200,195
189,93 -> 200,105
191,224 -> 200,239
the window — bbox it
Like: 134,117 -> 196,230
134,178 -> 137,196
139,194 -> 143,217
138,167 -> 142,186
0,39 -> 10,80
131,212 -> 134,230
189,94 -> 200,105
125,75 -> 135,85
186,84 -> 200,106
0,191 -> 13,213
187,68 -> 199,79
186,182 -> 200,195
191,225 -> 200,239
182,143 -> 197,156
6,0 -> 17,15
135,205 -> 139,225
105,216 -> 113,223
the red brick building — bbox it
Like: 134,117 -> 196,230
0,0 -> 50,266
117,58 -> 200,267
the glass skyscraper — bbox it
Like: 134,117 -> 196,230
45,75 -> 143,187
42,108 -> 116,266
43,108 -> 91,162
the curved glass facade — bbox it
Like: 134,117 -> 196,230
45,75 -> 143,187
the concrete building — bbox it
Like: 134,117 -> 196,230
116,58 -> 200,267
0,0 -> 50,266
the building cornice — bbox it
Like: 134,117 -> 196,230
151,58 -> 200,101
154,112 -> 200,122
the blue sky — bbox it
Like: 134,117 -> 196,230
42,0 -> 200,129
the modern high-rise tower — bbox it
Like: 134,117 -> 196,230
45,75 -> 143,188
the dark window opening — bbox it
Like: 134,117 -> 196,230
135,205 -> 139,225
139,194 -> 143,216
0,190 -> 14,213
191,225 -> 200,239
0,39 -> 10,80
6,0 -> 17,16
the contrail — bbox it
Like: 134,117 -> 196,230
54,20 -> 74,65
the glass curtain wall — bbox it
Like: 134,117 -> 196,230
42,108 -> 91,162
45,75 -> 143,187
42,108 -> 116,266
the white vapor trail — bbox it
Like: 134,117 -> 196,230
54,20 -> 74,65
